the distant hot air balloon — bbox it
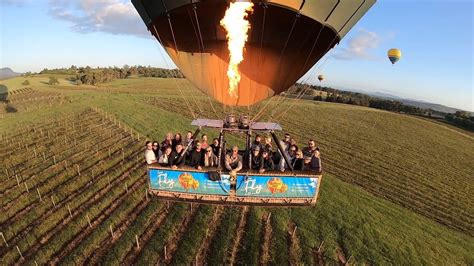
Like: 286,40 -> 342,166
387,48 -> 401,65
132,0 -> 377,106
318,75 -> 324,82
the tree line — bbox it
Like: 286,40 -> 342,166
295,83 -> 425,115
445,111 -> 474,130
39,65 -> 184,86
295,83 -> 473,131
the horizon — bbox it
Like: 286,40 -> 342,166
0,0 -> 473,111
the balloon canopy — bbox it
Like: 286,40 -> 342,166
318,75 -> 324,82
132,0 -> 376,106
387,48 -> 401,65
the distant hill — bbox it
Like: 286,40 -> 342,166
0,67 -> 22,80
368,91 -> 471,115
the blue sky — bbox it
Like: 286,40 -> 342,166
1,0 -> 472,111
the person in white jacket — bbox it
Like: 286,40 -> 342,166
144,141 -> 157,164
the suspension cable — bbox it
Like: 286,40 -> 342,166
249,3 -> 267,119
192,4 -> 219,118
150,24 -> 196,119
268,24 -> 325,119
252,11 -> 299,121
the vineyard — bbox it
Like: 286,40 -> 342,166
1,75 -> 473,265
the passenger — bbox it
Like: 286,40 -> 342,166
144,141 -> 157,165
187,141 -> 204,170
203,147 -> 218,167
263,136 -> 273,156
172,133 -> 183,149
210,138 -> 220,156
161,132 -> 173,152
259,149 -> 275,173
184,131 -> 194,147
252,134 -> 263,150
279,133 -> 291,152
250,146 -> 263,171
158,146 -> 172,165
279,145 -> 297,172
201,134 -> 209,149
293,150 -> 305,171
302,139 -> 318,158
169,144 -> 186,169
289,138 -> 298,151
225,146 -> 243,172
152,141 -> 161,159
307,149 -> 322,173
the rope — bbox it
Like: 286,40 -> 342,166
252,11 -> 299,121
268,24 -> 325,120
192,4 -> 219,118
249,3 -> 267,119
173,9 -> 204,117
150,24 -> 196,119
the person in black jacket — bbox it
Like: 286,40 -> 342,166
169,144 -> 186,169
250,146 -> 263,171
210,138 -> 220,156
187,141 -> 204,170
293,150 -> 305,171
307,149 -> 322,173
259,149 -> 274,173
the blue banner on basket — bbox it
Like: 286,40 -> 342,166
149,169 -> 230,195
149,169 -> 318,198
235,175 -> 318,198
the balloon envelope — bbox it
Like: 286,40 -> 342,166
133,0 -> 376,106
318,75 -> 324,82
388,48 -> 401,65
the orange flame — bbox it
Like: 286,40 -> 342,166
220,1 -> 254,98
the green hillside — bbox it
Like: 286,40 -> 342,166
0,76 -> 473,264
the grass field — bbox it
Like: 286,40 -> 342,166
1,75 -> 473,264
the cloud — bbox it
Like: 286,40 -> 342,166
332,28 -> 382,61
1,0 -> 31,6
48,0 -> 149,38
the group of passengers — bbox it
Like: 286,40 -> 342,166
145,132 -> 322,173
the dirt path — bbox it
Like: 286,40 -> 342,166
288,221 -> 302,265
259,212 -> 272,265
19,171 -> 145,263
0,155 -> 142,255
85,197 -> 152,265
161,204 -> 200,264
195,206 -> 224,265
121,202 -> 172,264
48,177 -> 147,265
227,206 -> 249,265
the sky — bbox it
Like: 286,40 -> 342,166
0,0 -> 473,111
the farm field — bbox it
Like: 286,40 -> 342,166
1,75 -> 473,265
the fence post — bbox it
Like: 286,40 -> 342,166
0,232 -> 8,247
36,188 -> 42,201
67,204 -> 72,218
16,246 -> 23,259
292,226 -> 297,237
24,182 -> 29,193
110,225 -> 114,238
135,235 -> 140,249
86,214 -> 92,228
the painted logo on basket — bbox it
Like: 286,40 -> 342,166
178,172 -> 199,190
267,178 -> 288,194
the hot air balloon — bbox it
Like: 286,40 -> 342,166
318,75 -> 324,82
387,48 -> 401,65
132,0 -> 376,106
134,0 -> 376,207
